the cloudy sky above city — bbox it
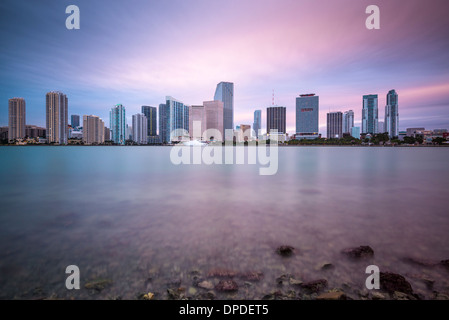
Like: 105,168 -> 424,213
1,0 -> 448,134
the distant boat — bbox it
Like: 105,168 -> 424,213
182,140 -> 207,146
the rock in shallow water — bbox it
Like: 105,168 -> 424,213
316,291 -> 346,300
84,279 -> 112,292
197,280 -> 214,290
240,271 -> 264,281
380,272 -> 413,295
300,279 -> 328,293
215,280 -> 239,292
276,245 -> 295,257
207,268 -> 237,278
341,246 -> 374,259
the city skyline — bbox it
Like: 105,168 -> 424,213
1,0 -> 448,135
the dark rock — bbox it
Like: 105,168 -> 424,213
207,268 -> 237,278
300,279 -> 328,293
167,288 -> 180,300
215,280 -> 239,292
240,271 -> 264,281
197,291 -> 216,300
320,263 -> 335,270
393,291 -> 417,300
341,246 -> 374,259
262,290 -> 284,300
380,272 -> 413,294
276,245 -> 295,257
402,257 -> 438,267
84,279 -> 112,292
316,291 -> 346,300
275,274 -> 292,285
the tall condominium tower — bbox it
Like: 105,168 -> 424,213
132,113 -> 148,145
204,100 -> 224,141
71,114 -> 80,128
83,115 -> 105,145
189,105 -> 206,141
327,112 -> 343,139
214,82 -> 234,137
8,98 -> 26,141
362,94 -> 378,134
385,89 -> 399,138
253,110 -> 262,138
46,91 -> 68,144
110,104 -> 126,145
141,106 -> 157,138
343,110 -> 354,134
267,106 -> 286,134
296,94 -> 319,139
159,96 -> 189,143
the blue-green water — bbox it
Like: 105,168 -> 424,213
0,146 -> 448,299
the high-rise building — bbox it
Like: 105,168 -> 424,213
214,82 -> 234,137
204,100 -> 224,141
267,106 -> 286,134
132,113 -> 148,145
104,127 -> 111,141
83,115 -> 105,145
141,106 -> 157,138
296,94 -> 319,139
253,110 -> 262,138
351,126 -> 361,139
159,96 -> 189,143
378,121 -> 385,134
327,112 -> 343,139
189,105 -> 206,141
25,125 -> 46,138
385,89 -> 399,138
343,110 -> 354,134
8,98 -> 26,141
362,94 -> 378,134
110,104 -> 126,145
71,115 -> 80,128
46,91 -> 68,144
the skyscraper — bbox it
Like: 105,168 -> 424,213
132,113 -> 148,145
267,106 -> 286,134
159,97 -> 189,143
83,115 -> 105,145
141,106 -> 157,138
296,94 -> 319,139
351,127 -> 361,139
8,98 -> 26,141
343,110 -> 354,134
189,105 -> 206,141
327,112 -> 343,139
253,110 -> 262,138
46,91 -> 68,144
71,115 -> 80,128
110,104 -> 126,145
378,121 -> 385,134
385,89 -> 399,138
362,94 -> 378,134
214,82 -> 234,137
204,100 -> 224,141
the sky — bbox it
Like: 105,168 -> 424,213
1,0 -> 449,136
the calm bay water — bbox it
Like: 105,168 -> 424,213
0,146 -> 448,299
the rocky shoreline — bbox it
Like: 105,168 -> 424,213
11,245 -> 449,300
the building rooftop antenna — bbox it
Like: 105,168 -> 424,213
272,89 -> 275,106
